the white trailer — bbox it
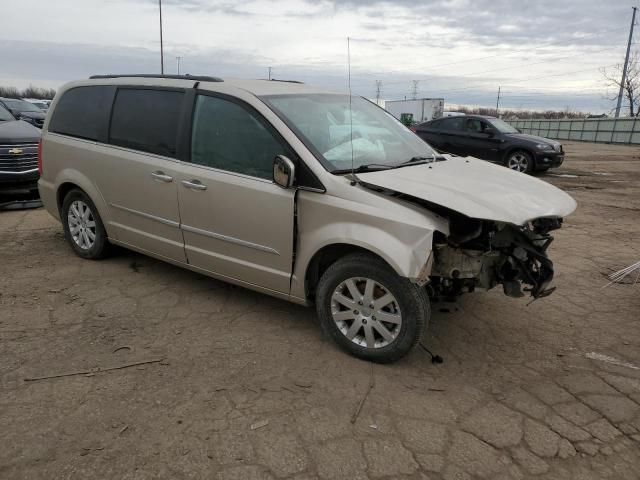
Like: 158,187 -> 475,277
384,98 -> 445,124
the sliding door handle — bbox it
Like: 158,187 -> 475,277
151,171 -> 173,182
182,179 -> 207,191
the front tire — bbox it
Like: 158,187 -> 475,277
505,150 -> 534,173
61,189 -> 110,259
315,253 -> 430,363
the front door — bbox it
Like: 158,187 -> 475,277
462,118 -> 502,161
177,93 -> 295,293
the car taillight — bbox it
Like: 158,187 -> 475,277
37,140 -> 43,175
409,127 -> 417,133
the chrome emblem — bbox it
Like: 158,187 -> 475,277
8,148 -> 23,155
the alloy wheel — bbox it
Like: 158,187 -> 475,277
67,200 -> 96,250
507,152 -> 529,172
330,277 -> 402,349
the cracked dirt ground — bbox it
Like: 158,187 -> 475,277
1,141 -> 639,479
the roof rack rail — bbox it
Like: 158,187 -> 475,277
89,74 -> 223,82
264,78 -> 304,84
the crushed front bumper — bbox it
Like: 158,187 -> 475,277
534,150 -> 564,169
430,220 -> 560,300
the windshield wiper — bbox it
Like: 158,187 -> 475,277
332,164 -> 394,174
396,154 -> 447,167
333,155 -> 447,175
407,155 -> 436,162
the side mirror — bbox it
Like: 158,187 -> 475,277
484,127 -> 497,137
273,155 -> 296,189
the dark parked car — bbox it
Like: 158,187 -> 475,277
0,97 -> 46,129
414,115 -> 564,173
0,104 -> 41,194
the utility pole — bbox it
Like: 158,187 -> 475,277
158,0 -> 164,74
375,80 -> 382,105
176,56 -> 182,75
268,67 -> 272,80
496,86 -> 501,117
411,80 -> 419,100
615,6 -> 637,118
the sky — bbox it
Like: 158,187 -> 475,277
1,0 -> 638,113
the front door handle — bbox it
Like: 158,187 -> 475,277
182,179 -> 207,191
151,171 -> 173,182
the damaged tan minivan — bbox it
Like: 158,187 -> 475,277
39,75 -> 577,363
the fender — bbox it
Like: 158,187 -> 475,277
290,189 -> 448,300
53,167 -> 116,239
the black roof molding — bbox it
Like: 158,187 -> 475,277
89,74 -> 223,82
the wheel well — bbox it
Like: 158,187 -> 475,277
304,244 -> 389,302
56,182 -> 80,212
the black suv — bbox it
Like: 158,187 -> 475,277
0,97 -> 46,129
415,115 -> 564,173
0,104 -> 41,194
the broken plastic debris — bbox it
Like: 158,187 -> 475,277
585,352 -> 640,371
250,420 -> 269,430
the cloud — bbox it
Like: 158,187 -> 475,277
305,0 -> 631,46
0,0 -> 633,113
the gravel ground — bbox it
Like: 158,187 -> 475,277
1,141 -> 639,479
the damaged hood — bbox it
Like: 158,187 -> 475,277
357,156 -> 577,225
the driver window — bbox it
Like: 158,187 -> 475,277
191,95 -> 290,180
465,119 -> 483,133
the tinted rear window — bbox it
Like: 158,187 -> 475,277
420,120 -> 440,129
49,86 -> 114,141
109,88 -> 184,157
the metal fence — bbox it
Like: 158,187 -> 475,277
508,117 -> 640,145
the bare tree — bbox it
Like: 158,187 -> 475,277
453,105 -> 588,120
0,86 -> 21,98
0,85 -> 56,99
601,51 -> 640,117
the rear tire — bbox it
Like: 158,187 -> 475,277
505,150 -> 534,173
315,253 -> 430,363
61,189 -> 110,259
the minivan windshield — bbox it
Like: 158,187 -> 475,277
262,94 -> 438,173
487,118 -> 519,134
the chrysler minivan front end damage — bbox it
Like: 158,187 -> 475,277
429,216 -> 560,300
356,155 -> 577,302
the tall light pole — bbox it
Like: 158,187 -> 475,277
176,56 -> 182,75
496,86 -> 501,117
615,6 -> 637,118
158,0 -> 164,74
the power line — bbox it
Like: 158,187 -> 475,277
375,80 -> 382,104
372,63 -> 620,97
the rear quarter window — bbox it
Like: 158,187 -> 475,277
421,120 -> 440,129
49,86 -> 114,141
441,117 -> 464,131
